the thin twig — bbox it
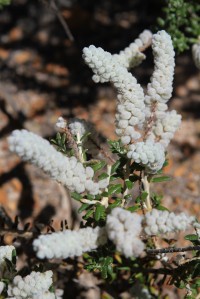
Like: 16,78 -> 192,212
141,173 -> 152,211
89,136 -> 115,164
48,0 -> 74,42
146,245 -> 200,254
139,171 -> 145,215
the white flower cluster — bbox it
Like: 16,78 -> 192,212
83,30 -> 181,173
8,129 -> 108,195
144,31 -> 181,148
145,31 -> 175,110
7,270 -> 54,299
127,141 -> 165,173
33,226 -> 107,259
144,209 -> 195,235
106,208 -> 144,258
114,30 -> 152,69
83,37 -> 146,147
0,245 -> 15,265
68,118 -> 88,137
55,116 -> 67,129
0,281 -> 5,295
192,42 -> 200,69
152,110 -> 182,148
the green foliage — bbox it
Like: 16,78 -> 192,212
50,132 -> 67,154
157,0 -> 200,52
0,0 -> 11,9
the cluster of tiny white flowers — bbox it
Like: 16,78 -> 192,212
0,281 -> 5,295
144,209 -> 195,236
68,118 -> 88,137
114,30 -> 152,69
83,40 -> 146,147
127,140 -> 165,173
151,110 -> 182,148
0,245 -> 15,265
144,31 -> 181,150
33,227 -> 107,259
145,31 -> 175,110
8,130 -> 108,195
7,271 -> 54,299
192,42 -> 200,69
83,30 -> 181,173
106,208 -> 144,258
55,116 -> 67,129
67,118 -> 102,158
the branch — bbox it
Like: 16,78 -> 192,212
46,0 -> 74,42
146,245 -> 200,254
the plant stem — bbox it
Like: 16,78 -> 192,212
141,173 -> 152,211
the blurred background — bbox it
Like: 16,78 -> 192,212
0,0 -> 200,246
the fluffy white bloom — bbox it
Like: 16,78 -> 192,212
106,208 -> 144,258
0,245 -> 15,265
68,118 -> 88,137
192,42 -> 200,69
114,30 -> 152,69
127,141 -> 165,173
0,281 -> 5,294
145,30 -> 175,108
83,44 -> 146,145
83,30 -> 180,173
150,110 -> 182,148
55,289 -> 64,299
7,271 -> 53,299
55,116 -> 67,129
33,227 -> 107,259
144,209 -> 195,235
8,130 -> 107,195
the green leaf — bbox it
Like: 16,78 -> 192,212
83,209 -> 94,220
111,160 -> 121,174
108,184 -> 122,196
127,205 -> 140,212
78,203 -> 90,213
184,234 -> 199,241
124,194 -> 132,200
98,173 -> 109,180
95,204 -> 105,221
71,192 -> 82,201
110,175 -> 121,182
156,205 -> 169,211
135,191 -> 148,203
151,176 -> 172,183
91,161 -> 106,172
125,179 -> 133,190
109,198 -> 122,209
108,140 -> 126,155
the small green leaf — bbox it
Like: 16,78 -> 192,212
108,184 -> 122,196
78,203 -> 90,213
185,234 -> 199,241
95,204 -> 105,221
125,179 -> 133,190
83,209 -> 94,220
135,191 -> 148,203
127,205 -> 140,212
71,192 -> 82,201
111,160 -> 121,174
109,198 -> 122,209
98,173 -> 109,180
156,205 -> 169,211
151,176 -> 172,183
91,161 -> 106,172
